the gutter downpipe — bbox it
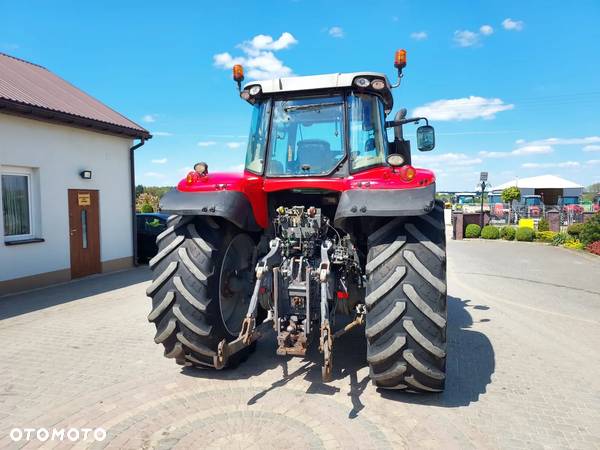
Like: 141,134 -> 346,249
130,137 -> 150,266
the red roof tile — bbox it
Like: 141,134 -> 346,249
0,52 -> 149,138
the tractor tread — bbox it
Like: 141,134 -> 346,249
149,235 -> 185,268
173,276 -> 209,313
146,261 -> 178,296
404,250 -> 446,294
365,236 -> 406,275
147,291 -> 175,322
403,284 -> 446,328
365,207 -> 447,392
365,301 -> 406,339
365,266 -> 406,308
147,216 -> 256,370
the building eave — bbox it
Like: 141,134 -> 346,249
0,98 -> 151,140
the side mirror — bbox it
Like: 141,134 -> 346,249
417,125 -> 435,151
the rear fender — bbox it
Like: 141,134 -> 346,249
333,182 -> 436,228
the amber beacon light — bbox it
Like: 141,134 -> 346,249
394,49 -> 407,69
233,64 -> 244,91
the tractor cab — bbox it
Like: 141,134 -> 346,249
232,50 -> 434,182
521,195 -> 544,218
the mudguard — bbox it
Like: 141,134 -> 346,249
333,183 -> 435,227
160,189 -> 261,231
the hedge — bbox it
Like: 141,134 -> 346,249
481,225 -> 500,239
535,231 -> 557,242
465,224 -> 481,238
580,212 -> 600,246
516,227 -> 534,242
537,218 -> 549,232
567,223 -> 585,236
500,226 -> 516,241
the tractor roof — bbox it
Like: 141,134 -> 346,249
244,72 -> 394,113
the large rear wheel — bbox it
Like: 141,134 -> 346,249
146,216 -> 256,368
365,201 -> 447,392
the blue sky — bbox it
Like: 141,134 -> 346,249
2,0 -> 599,191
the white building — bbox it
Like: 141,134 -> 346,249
0,53 -> 150,295
494,175 -> 584,205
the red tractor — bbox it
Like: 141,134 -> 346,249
146,50 -> 447,392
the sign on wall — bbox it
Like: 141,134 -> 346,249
78,193 -> 91,206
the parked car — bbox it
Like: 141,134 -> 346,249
137,213 -> 168,263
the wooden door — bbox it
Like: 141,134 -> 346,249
68,189 -> 101,278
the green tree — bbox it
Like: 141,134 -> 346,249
135,184 -> 144,196
502,186 -> 521,224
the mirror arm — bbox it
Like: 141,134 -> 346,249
385,116 -> 429,128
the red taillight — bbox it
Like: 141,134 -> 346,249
398,165 -> 416,182
336,291 -> 349,300
186,171 -> 199,185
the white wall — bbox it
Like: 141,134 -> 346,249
0,113 -> 133,281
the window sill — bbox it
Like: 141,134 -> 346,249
4,238 -> 45,246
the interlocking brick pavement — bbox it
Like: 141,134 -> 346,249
0,239 -> 599,449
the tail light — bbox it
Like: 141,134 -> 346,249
398,165 -> 416,182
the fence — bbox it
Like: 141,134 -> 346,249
476,203 -> 597,228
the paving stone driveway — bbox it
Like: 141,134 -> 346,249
0,240 -> 599,449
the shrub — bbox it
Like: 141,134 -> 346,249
551,232 -> 568,246
465,224 -> 481,238
140,203 -> 154,213
537,218 -> 549,232
481,225 -> 500,239
586,240 -> 600,255
535,231 -> 557,242
567,223 -> 585,236
580,212 -> 600,246
516,227 -> 534,242
501,226 -> 516,241
564,239 -> 584,250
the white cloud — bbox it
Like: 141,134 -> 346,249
214,32 -> 297,80
152,131 -> 172,137
480,145 -> 554,158
413,152 -> 483,167
144,171 -> 166,178
413,96 -> 514,121
142,114 -> 157,123
197,141 -> 216,147
512,145 -> 553,155
151,158 -> 168,164
584,145 -> 600,152
479,25 -> 494,35
502,18 -> 524,31
517,136 -> 600,146
587,159 -> 600,165
454,30 -> 480,47
521,161 -> 580,169
410,31 -> 428,41
328,27 -> 345,38
226,142 -> 244,149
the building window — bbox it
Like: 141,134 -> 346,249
1,169 -> 34,241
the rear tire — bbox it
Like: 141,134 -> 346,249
365,201 -> 447,392
146,215 -> 256,368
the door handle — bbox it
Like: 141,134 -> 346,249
70,229 -> 77,236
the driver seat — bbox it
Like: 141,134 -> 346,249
296,139 -> 332,173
